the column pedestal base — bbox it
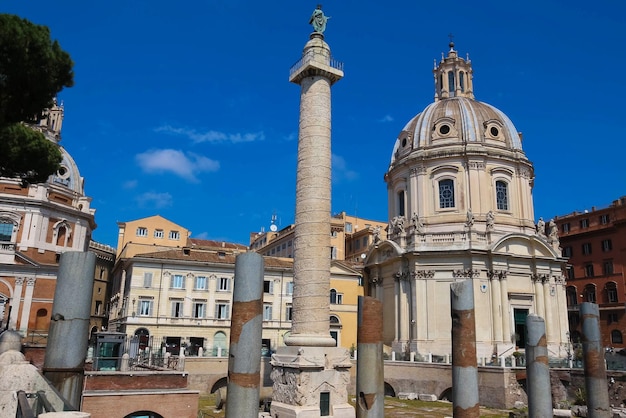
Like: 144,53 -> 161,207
270,346 -> 354,418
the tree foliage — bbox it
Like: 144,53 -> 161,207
0,14 -> 74,184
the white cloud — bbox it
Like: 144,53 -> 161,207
135,192 -> 173,209
135,149 -> 219,182
332,154 -> 358,182
155,125 -> 265,144
378,114 -> 394,123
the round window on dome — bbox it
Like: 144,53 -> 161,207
490,126 -> 499,137
57,166 -> 70,179
402,137 -> 407,147
439,125 -> 450,135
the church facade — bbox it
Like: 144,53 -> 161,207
364,44 -> 569,360
0,101 -> 97,337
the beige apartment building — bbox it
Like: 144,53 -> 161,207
108,216 -> 363,354
250,211 -> 388,264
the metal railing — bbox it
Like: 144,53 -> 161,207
15,390 -> 71,418
289,54 -> 344,77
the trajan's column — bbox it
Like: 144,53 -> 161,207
270,6 -> 354,418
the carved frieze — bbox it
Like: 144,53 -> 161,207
468,161 -> 485,170
412,270 -> 435,279
453,269 -> 480,278
487,270 -> 508,280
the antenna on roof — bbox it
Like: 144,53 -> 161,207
270,212 -> 278,232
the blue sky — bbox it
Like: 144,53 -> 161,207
4,1 -> 626,248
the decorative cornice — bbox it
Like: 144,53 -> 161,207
517,167 -> 531,179
487,270 -> 508,280
453,269 -> 480,278
369,276 -> 382,286
468,161 -> 485,170
412,270 -> 435,279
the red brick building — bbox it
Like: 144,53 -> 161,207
554,196 -> 626,349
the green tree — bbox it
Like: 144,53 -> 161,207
0,14 -> 74,184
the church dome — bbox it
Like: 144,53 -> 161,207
384,43 -> 536,240
390,44 -> 523,166
390,97 -> 523,165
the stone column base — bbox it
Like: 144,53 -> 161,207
270,401 -> 354,418
270,346 -> 355,418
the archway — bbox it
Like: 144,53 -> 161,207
213,331 -> 227,356
134,327 -> 150,350
123,411 -> 164,418
384,382 -> 396,397
35,308 -> 48,332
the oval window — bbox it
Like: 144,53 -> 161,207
490,126 -> 499,137
402,137 -> 407,147
439,125 -> 450,135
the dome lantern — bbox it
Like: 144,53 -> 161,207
433,42 -> 474,101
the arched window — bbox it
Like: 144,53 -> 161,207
330,315 -> 340,325
611,330 -> 623,344
448,72 -> 456,97
330,289 -> 337,304
496,180 -> 509,210
0,213 -> 19,243
438,179 -> 455,208
584,284 -> 596,303
52,220 -> 72,247
134,328 -> 150,350
397,190 -> 406,217
459,71 -> 465,92
566,286 -> 578,306
0,219 -> 14,242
